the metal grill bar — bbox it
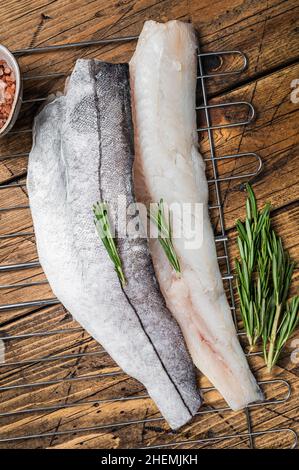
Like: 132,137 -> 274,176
23,72 -> 68,80
0,39 -> 295,449
205,152 -> 262,182
13,35 -> 140,55
0,351 -> 180,366
0,371 -> 124,391
0,152 -> 29,160
0,255 -> 236,290
0,280 -> 48,289
0,232 -> 34,239
0,394 -> 150,418
1,279 -> 240,313
0,326 -> 82,341
0,350 -> 105,366
0,254 -> 230,274
2,340 -> 265,367
0,204 -> 30,212
141,429 -> 298,450
197,49 -> 251,446
0,203 -> 224,212
0,261 -> 40,271
197,50 -> 248,77
0,182 -> 27,189
0,299 -> 59,311
19,51 -> 247,82
7,129 -> 32,135
0,376 -> 290,404
22,97 -> 48,104
197,101 -> 255,130
1,232 -> 228,240
0,423 -> 296,448
0,326 -> 248,342
0,381 -> 291,426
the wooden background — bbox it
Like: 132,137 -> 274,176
0,0 -> 298,449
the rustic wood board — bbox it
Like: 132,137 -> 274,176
0,0 -> 298,449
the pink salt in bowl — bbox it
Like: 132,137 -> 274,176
0,44 -> 23,138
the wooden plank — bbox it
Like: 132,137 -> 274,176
0,0 -> 298,450
191,0 -> 299,90
201,61 -> 299,230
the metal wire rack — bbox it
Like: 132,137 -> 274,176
0,35 -> 297,449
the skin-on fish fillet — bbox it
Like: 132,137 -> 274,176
129,20 -> 263,410
27,59 -> 201,429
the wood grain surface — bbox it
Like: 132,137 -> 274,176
0,0 -> 298,449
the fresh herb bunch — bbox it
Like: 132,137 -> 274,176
264,233 -> 298,372
93,202 -> 127,287
149,199 -> 181,275
235,184 -> 298,372
235,185 -> 271,349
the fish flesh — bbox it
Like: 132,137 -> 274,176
27,59 -> 201,429
129,20 -> 263,410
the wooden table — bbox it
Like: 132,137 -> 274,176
0,0 -> 298,449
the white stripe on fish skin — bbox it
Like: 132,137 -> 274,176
27,58 -> 201,430
130,19 -> 263,411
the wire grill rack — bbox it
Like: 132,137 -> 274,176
0,35 -> 297,449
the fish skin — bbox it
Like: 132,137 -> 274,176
27,59 -> 201,429
129,20 -> 264,411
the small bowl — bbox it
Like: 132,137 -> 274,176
0,44 -> 23,138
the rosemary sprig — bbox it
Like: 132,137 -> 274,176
235,184 -> 271,349
93,202 -> 127,287
149,199 -> 181,275
270,296 -> 299,369
235,184 -> 299,372
264,231 -> 297,372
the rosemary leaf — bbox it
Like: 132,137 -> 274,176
235,184 -> 268,348
93,202 -> 127,287
264,229 -> 297,372
150,199 -> 181,275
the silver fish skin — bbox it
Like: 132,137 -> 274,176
27,59 -> 201,429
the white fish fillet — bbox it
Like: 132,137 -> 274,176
130,20 -> 263,410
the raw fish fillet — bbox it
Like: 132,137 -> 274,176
129,20 -> 263,410
27,59 -> 201,429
